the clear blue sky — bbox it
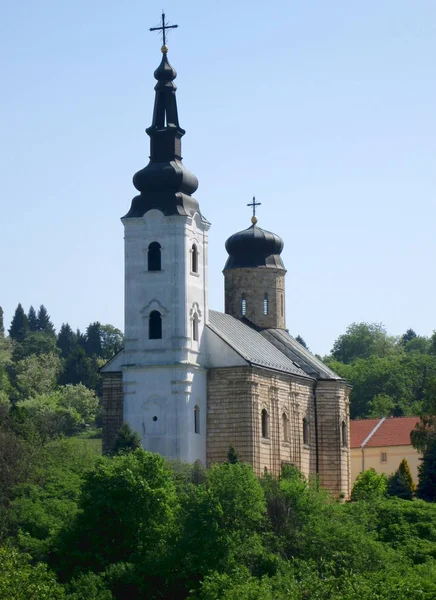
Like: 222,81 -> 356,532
1,1 -> 435,355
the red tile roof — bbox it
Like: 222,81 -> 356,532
350,417 -> 420,449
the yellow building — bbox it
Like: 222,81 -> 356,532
350,417 -> 421,484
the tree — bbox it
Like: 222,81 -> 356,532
56,450 -> 177,575
388,459 -> 415,500
57,324 -> 78,359
85,322 -> 102,357
331,322 -> 395,364
350,469 -> 387,502
27,306 -> 39,332
227,445 -> 239,464
0,546 -> 65,599
416,438 -> 436,502
100,324 -> 124,360
401,329 -> 417,346
0,306 -> 4,337
112,423 -> 141,455
295,335 -> 308,349
15,353 -> 61,399
59,347 -> 100,391
58,384 -> 99,424
9,303 -> 29,342
36,305 -> 55,336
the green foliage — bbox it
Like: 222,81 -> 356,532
0,306 -> 4,337
15,353 -> 61,399
85,322 -> 103,357
27,306 -> 39,332
387,459 -> 415,501
331,322 -> 395,364
351,469 -> 388,502
0,545 -> 65,599
9,303 -> 29,342
227,445 -> 239,464
36,305 -> 56,336
417,437 -> 436,502
100,324 -> 124,360
57,324 -> 78,359
111,423 -> 141,455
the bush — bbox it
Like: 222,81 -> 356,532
351,469 -> 388,502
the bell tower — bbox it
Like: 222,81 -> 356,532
121,16 -> 210,464
223,199 -> 286,330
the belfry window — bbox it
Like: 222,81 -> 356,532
261,409 -> 269,439
282,413 -> 290,442
148,242 -> 161,271
341,420 -> 347,448
149,310 -> 162,339
303,418 -> 309,446
194,405 -> 200,434
241,294 -> 246,316
191,244 -> 198,273
264,293 -> 269,315
192,315 -> 199,341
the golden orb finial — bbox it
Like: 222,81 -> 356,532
161,44 -> 168,53
251,216 -> 258,225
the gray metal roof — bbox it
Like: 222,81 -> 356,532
207,311 -> 311,379
260,328 -> 341,380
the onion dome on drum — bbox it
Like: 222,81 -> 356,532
224,223 -> 285,270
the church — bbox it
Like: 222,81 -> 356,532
101,31 -> 351,497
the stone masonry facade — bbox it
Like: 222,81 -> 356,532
207,366 -> 351,496
101,372 -> 124,455
224,268 -> 286,329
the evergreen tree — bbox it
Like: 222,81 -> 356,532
227,445 -> 239,464
36,305 -> 55,336
401,329 -> 417,346
295,335 -> 308,349
0,306 -> 4,337
8,303 -> 29,342
59,346 -> 100,390
416,437 -> 436,502
112,423 -> 141,455
57,323 -> 77,359
27,306 -> 39,332
85,322 -> 103,357
388,459 -> 415,500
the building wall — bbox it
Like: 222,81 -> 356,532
316,381 -> 351,496
119,208 -> 210,464
224,267 -> 286,329
351,444 -> 421,484
207,366 -> 317,479
102,372 -> 124,454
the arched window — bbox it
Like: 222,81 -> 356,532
341,420 -> 347,447
261,409 -> 269,439
264,293 -> 269,315
192,315 -> 199,341
303,417 -> 309,446
194,405 -> 200,434
241,293 -> 246,316
282,413 -> 289,442
191,244 -> 198,273
149,310 -> 162,339
148,242 -> 161,271
281,294 -> 284,317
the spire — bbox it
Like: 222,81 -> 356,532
124,16 -> 199,219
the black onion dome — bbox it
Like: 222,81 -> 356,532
153,53 -> 177,82
224,224 -> 285,270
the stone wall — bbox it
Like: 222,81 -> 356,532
207,366 -> 317,479
316,380 -> 351,497
102,371 -> 124,455
224,267 -> 286,329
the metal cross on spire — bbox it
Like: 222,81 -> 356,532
247,196 -> 261,223
149,11 -> 178,47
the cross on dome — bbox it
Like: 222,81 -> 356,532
247,196 -> 261,224
149,11 -> 178,50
